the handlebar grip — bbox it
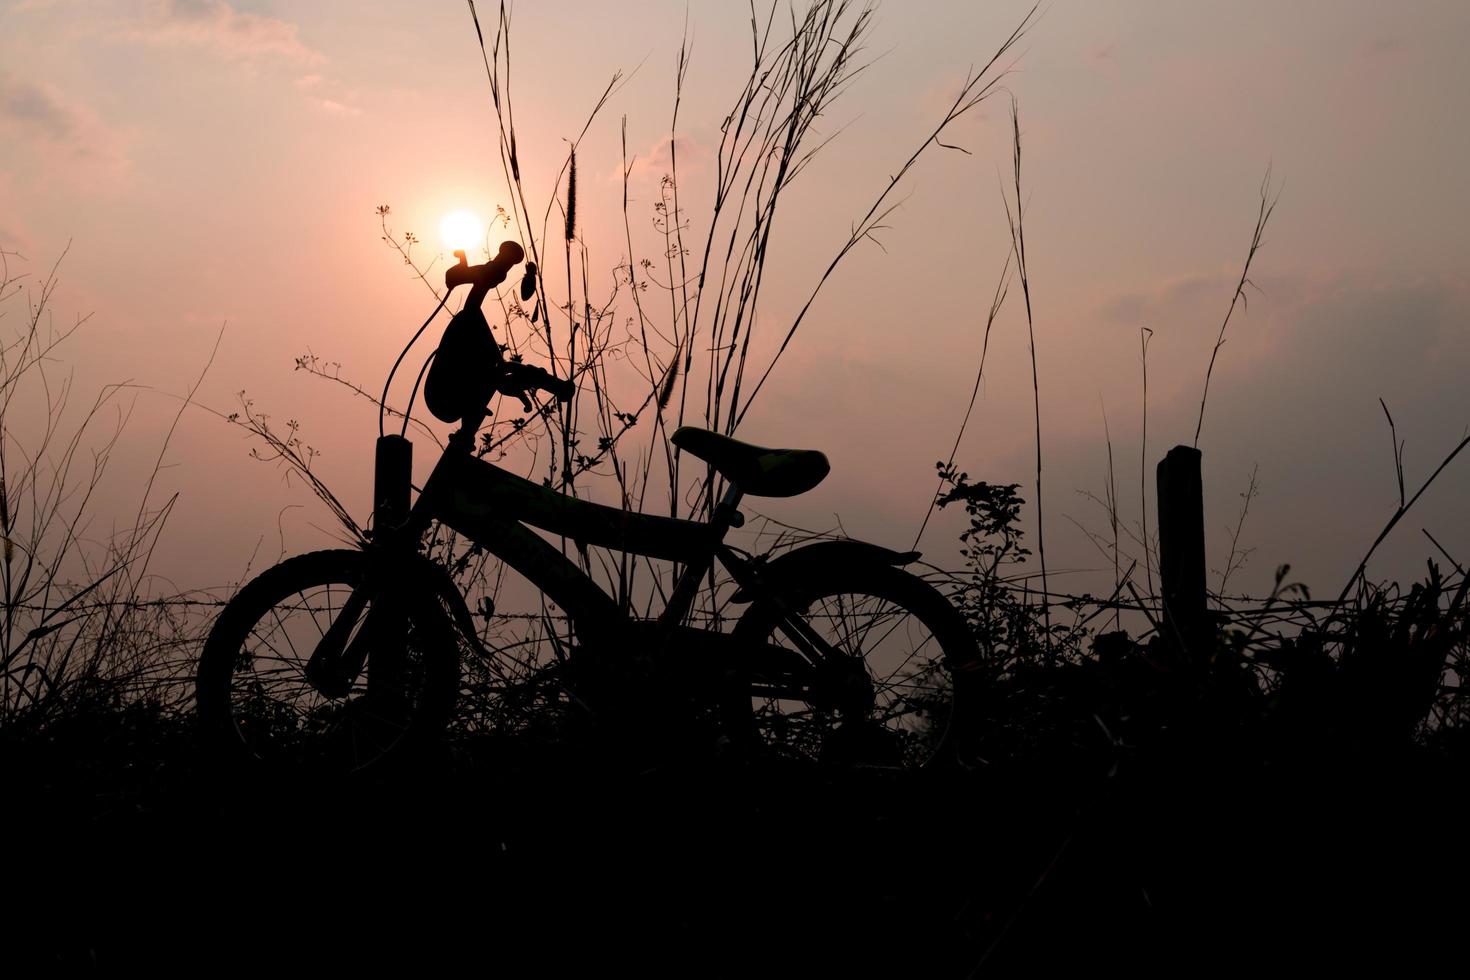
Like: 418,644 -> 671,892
481,240 -> 524,288
501,363 -> 574,403
445,240 -> 526,296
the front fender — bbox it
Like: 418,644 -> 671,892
370,548 -> 483,652
730,540 -> 920,603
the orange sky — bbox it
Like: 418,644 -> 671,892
2,0 -> 1467,604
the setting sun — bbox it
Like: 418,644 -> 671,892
439,209 -> 485,252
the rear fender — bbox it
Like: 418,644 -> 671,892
730,540 -> 920,603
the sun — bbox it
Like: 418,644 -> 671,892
439,210 -> 485,253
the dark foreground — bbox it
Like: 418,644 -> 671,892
8,709 -> 1467,977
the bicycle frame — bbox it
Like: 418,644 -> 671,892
373,409 -> 765,652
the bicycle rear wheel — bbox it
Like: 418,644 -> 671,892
196,549 -> 460,771
731,561 -> 978,769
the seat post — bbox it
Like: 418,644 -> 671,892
711,481 -> 745,534
659,480 -> 744,628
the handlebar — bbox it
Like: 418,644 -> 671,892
421,239 -> 573,422
498,360 -> 575,411
446,240 -> 525,311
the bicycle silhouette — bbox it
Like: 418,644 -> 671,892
197,242 -> 979,771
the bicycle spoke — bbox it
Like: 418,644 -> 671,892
745,581 -> 959,767
872,631 -> 939,691
266,606 -> 306,668
307,585 -> 328,639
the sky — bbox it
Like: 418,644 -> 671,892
1,0 -> 1467,610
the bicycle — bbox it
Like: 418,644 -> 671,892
196,241 -> 981,771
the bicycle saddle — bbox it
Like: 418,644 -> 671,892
671,426 -> 829,498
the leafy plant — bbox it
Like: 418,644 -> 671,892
935,464 -> 1053,668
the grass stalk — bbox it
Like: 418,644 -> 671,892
1001,95 -> 1051,651
1193,167 -> 1278,448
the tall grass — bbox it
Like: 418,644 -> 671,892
1193,167 -> 1279,448
1001,96 -> 1051,651
284,0 -> 1038,660
7,1 -> 1465,775
0,249 -> 209,726
250,3 -> 1468,756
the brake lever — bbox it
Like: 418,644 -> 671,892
494,368 -> 535,413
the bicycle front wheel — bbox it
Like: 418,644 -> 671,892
196,549 -> 460,771
731,561 -> 978,769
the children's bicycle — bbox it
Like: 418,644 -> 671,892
195,242 -> 980,771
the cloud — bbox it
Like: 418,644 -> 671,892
10,0 -> 67,14
0,71 -> 128,177
1,71 -> 84,140
1360,37 -> 1406,60
291,74 -> 361,114
1098,274 -> 1261,329
616,135 -> 713,184
0,172 -> 32,251
126,0 -> 324,64
120,4 -> 363,115
310,98 -> 362,118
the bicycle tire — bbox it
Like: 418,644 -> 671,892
731,560 -> 979,769
196,549 -> 461,771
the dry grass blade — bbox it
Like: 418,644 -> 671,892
1217,463 -> 1260,596
1335,430 -> 1470,606
731,2 -> 1039,431
1102,398 -> 1120,629
0,250 -> 214,719
1139,326 -> 1154,598
1193,166 -> 1279,448
912,252 -> 1011,551
1001,94 -> 1051,651
1379,397 -> 1407,507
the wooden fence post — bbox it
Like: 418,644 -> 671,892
1156,445 -> 1209,661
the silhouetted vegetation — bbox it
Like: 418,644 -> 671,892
5,1 -> 1469,973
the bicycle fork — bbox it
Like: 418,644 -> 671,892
303,435 -> 415,699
